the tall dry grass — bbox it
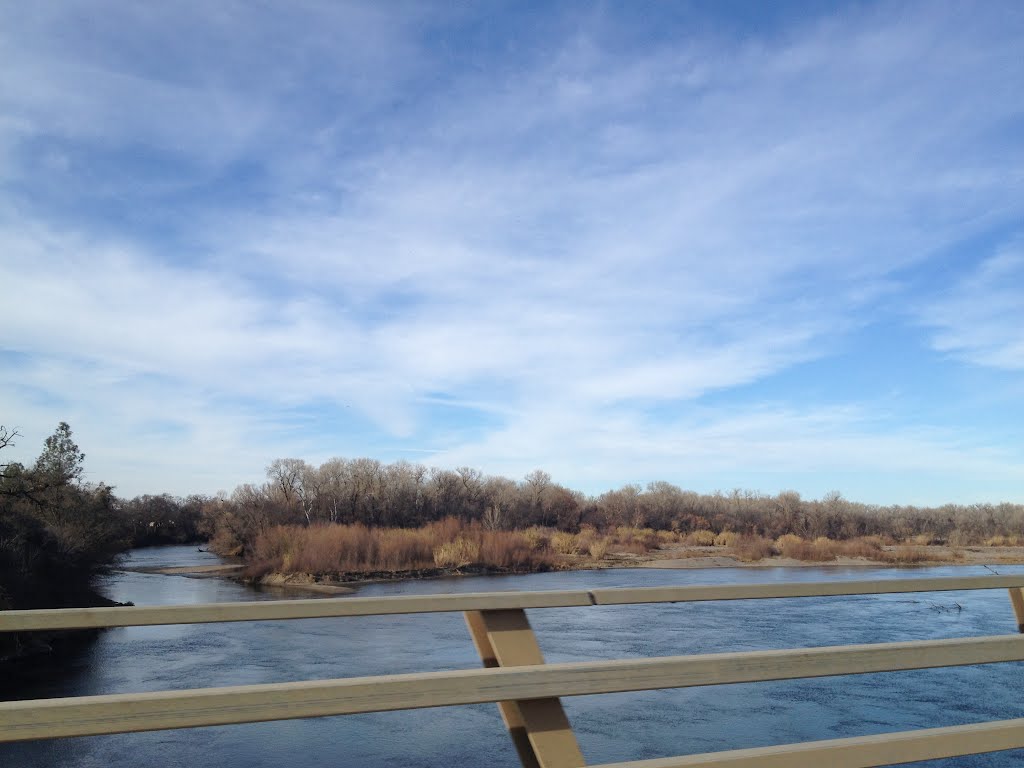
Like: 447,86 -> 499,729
244,517 -> 964,580
550,531 -> 582,554
609,526 -> 661,553
587,539 -> 609,559
523,525 -> 664,559
433,537 -> 479,568
772,534 -> 895,562
733,535 -> 775,562
985,535 -> 1023,547
882,546 -> 946,564
685,529 -> 716,546
714,531 -> 740,547
769,534 -> 954,564
248,518 -> 554,577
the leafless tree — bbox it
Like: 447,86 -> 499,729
266,458 -> 307,506
0,426 -> 19,476
0,425 -> 18,452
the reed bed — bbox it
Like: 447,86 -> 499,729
247,518 -> 555,577
244,520 -> 968,580
728,534 -> 961,563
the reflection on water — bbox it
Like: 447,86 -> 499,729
4,546 -> 1024,767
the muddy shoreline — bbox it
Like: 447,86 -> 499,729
132,544 -> 1024,594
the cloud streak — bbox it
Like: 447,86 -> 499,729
1,1 -> 1022,502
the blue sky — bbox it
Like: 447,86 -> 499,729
1,1 -> 1022,504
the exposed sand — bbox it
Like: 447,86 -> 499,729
129,564 -> 355,594
133,564 -> 246,576
257,573 -> 356,594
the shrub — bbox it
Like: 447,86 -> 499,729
837,537 -> 883,559
774,534 -> 804,557
685,530 -> 716,546
882,546 -> 931,564
734,535 -> 775,562
587,539 -> 609,560
985,535 -> 1021,546
612,526 -> 660,550
946,530 -> 975,547
714,531 -> 739,547
433,537 -> 480,568
771,534 -> 884,562
247,519 -> 555,576
523,526 -> 549,551
811,536 -> 838,560
551,531 -> 581,554
478,532 -> 543,569
605,539 -> 647,555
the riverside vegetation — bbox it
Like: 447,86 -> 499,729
198,456 -> 1024,585
0,424 -> 127,660
1,424 -> 203,661
4,424 -> 1024,619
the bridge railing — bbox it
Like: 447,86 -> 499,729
3,574 -> 1024,768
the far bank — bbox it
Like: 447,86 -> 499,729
146,530 -> 1024,593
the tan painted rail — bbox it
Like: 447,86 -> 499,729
588,574 -> 1024,605
3,574 -> 1024,632
587,717 -> 1024,768
3,633 -> 1024,742
0,590 -> 595,632
4,573 -> 1024,767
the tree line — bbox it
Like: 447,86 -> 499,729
0,423 -> 126,617
196,456 -> 1024,558
4,425 -> 1024,612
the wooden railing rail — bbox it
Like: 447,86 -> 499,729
4,632 -> 1024,742
586,718 -> 1024,768
2,574 -> 1023,632
3,573 -> 1024,768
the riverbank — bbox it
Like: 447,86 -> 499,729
623,542 -> 1024,569
138,542 -> 1024,594
132,563 -> 246,577
138,561 -> 557,593
0,590 -> 128,667
188,519 -> 1024,594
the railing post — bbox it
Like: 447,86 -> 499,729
1009,588 -> 1024,633
464,608 -> 585,768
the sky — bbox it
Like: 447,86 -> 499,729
1,1 -> 1022,504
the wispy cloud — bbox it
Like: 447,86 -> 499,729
922,247 -> 1024,370
1,1 -> 1022,502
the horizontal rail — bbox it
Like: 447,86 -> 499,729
5,575 -> 1024,632
0,590 -> 594,632
3,632 -> 1024,741
588,717 -> 1024,768
590,574 -> 1024,605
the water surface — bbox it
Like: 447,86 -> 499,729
4,546 -> 1024,767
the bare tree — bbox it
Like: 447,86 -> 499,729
0,426 -> 19,476
456,466 -> 484,520
296,463 -> 323,525
266,458 -> 308,506
318,458 -> 350,523
523,469 -> 552,525
482,475 -> 518,528
0,425 -> 18,452
197,451 -> 1024,557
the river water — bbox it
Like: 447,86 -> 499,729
4,546 -> 1024,767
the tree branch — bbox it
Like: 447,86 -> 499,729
0,425 -> 19,452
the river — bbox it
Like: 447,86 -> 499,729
3,546 -> 1024,767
